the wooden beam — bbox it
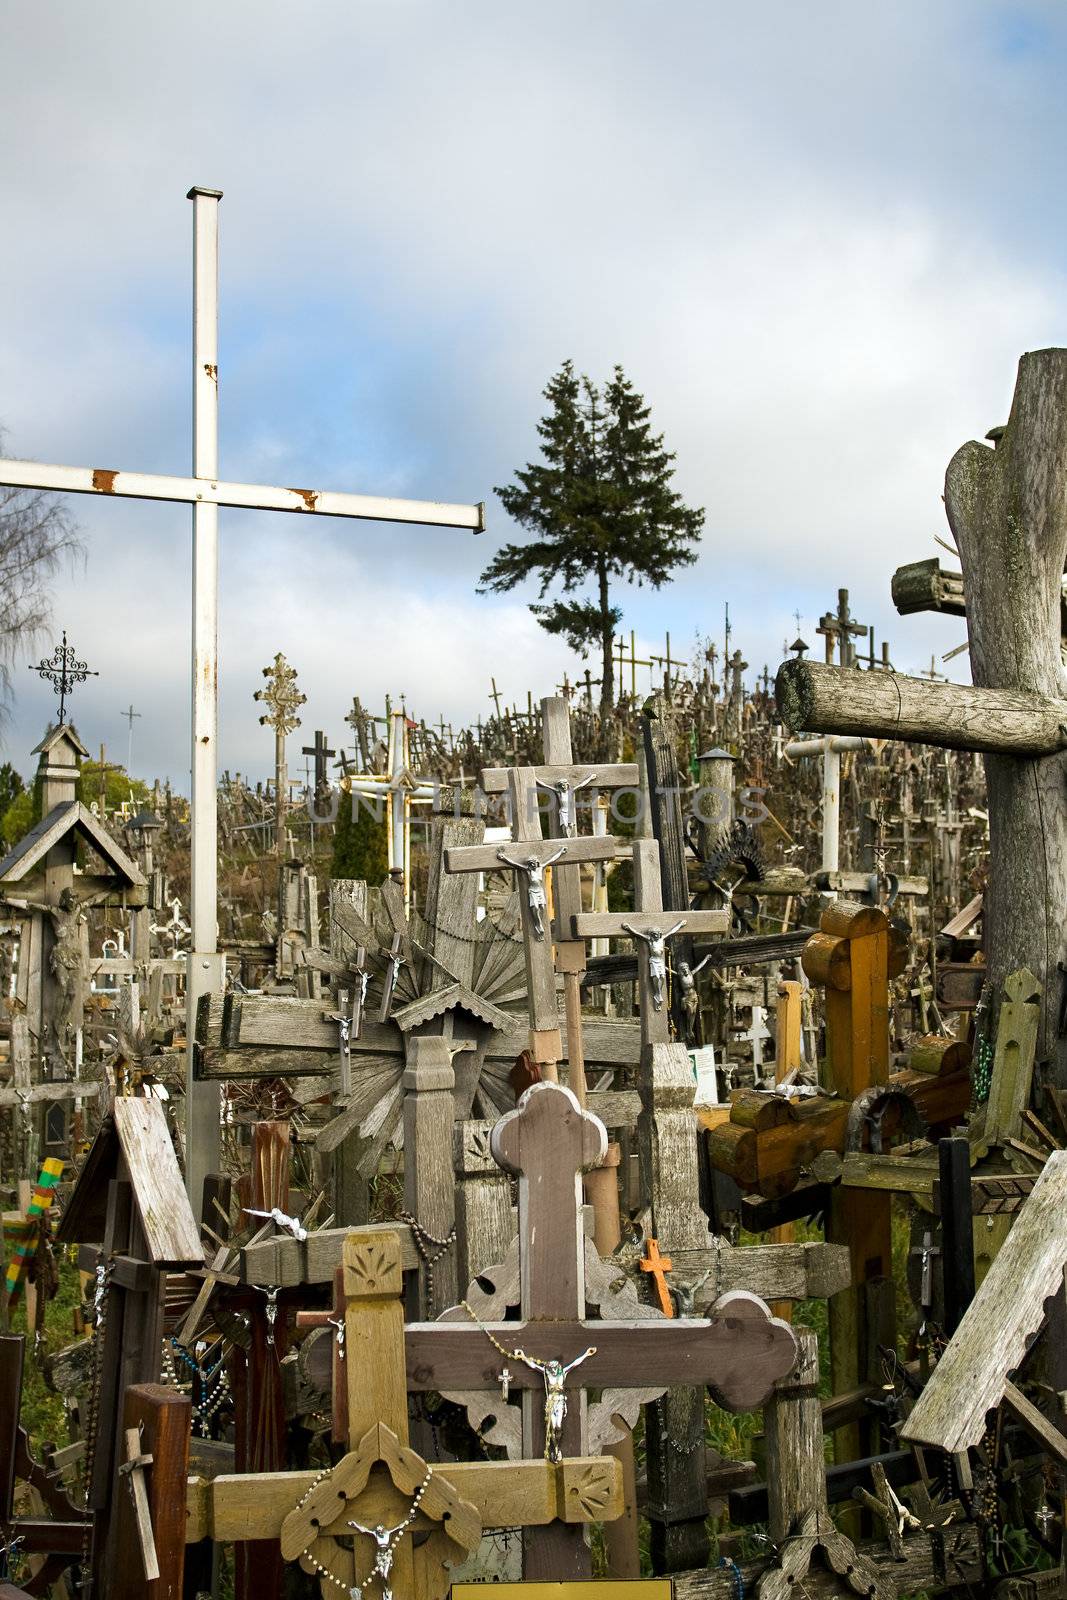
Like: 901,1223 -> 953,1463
776,656 -> 1067,756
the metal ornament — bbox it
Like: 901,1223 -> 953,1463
29,630 -> 98,724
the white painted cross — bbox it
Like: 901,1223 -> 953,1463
1,187 -> 484,1211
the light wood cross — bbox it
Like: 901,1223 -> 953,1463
572,839 -> 729,1044
639,1238 -> 674,1319
444,766 -> 630,1079
118,1425 -> 160,1581
187,1227 -> 624,1599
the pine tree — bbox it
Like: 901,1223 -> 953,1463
481,361 -> 704,724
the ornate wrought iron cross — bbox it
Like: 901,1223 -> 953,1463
28,631 -> 98,724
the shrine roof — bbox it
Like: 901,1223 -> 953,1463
392,981 -> 514,1033
0,800 -> 145,889
32,722 -> 90,759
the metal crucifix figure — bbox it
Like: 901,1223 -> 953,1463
621,919 -> 686,1010
536,771 -> 597,834
495,846 -> 566,940
509,1345 -> 597,1463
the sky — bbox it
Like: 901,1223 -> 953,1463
1,1 -> 1065,786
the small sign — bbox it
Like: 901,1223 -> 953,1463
690,1044 -> 718,1107
453,1585 -> 673,1600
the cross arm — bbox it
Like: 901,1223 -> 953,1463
444,836 -> 630,874
572,909 -> 730,939
187,1457 -> 622,1542
406,1293 -> 796,1410
480,763 -> 639,793
0,459 -> 485,533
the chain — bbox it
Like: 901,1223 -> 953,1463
461,1300 -> 522,1362
409,906 -> 523,948
78,1257 -> 114,1592
165,1336 -> 232,1436
399,1212 -> 456,1309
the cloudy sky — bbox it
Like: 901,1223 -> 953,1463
1,2 -> 1064,785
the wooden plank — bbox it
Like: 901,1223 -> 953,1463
112,1098 -> 204,1266
903,1151 -> 1067,1453
192,1457 -> 622,1542
113,1383 -> 192,1600
1002,1380 -> 1067,1470
242,1222 -> 420,1287
573,910 -> 729,938
445,836 -> 628,874
480,762 -> 638,793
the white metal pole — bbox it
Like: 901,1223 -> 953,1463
185,185 -> 224,1212
821,742 -> 841,880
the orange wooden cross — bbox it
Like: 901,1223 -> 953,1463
640,1237 -> 674,1318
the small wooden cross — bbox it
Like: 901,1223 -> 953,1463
639,1238 -> 674,1318
118,1425 -> 160,1581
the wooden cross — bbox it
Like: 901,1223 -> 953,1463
118,1425 -> 160,1581
94,744 -> 122,819
639,1238 -> 674,1318
404,1083 -> 797,1576
572,840 -> 729,1044
614,631 -> 654,698
189,1225 -> 624,1598
816,587 -> 867,667
301,729 -> 336,798
3,1156 -> 63,1301
476,710 -> 639,1094
444,766 -> 629,1079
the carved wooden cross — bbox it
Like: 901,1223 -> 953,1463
190,1226 -> 624,1599
404,1083 -> 797,1576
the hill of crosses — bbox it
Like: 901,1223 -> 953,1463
4,200 -> 1067,1600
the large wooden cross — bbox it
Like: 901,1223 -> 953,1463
0,186 -> 484,1212
479,694 -> 639,1101
186,1226 -> 624,1600
444,765 -> 630,1083
403,1082 -> 798,1578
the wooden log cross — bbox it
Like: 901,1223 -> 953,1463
406,1082 -> 798,1577
186,1224 -> 625,1600
776,348 -> 1067,1077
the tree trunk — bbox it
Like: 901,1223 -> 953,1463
945,348 -> 1067,1079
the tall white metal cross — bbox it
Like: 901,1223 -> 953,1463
0,187 -> 484,1211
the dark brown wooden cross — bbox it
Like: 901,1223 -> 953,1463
404,1082 -> 797,1577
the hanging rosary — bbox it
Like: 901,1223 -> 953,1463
398,1211 -> 455,1308
163,1335 -> 232,1436
289,1460 -> 432,1600
461,1300 -> 595,1463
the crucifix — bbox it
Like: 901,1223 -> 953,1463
613,631 -> 654,699
444,765 -> 629,1083
816,587 -> 867,668
406,1081 -> 797,1578
478,701 -> 639,1101
0,185 -> 485,1214
254,652 -> 306,862
191,1224 -> 625,1598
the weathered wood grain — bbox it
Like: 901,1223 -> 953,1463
903,1150 -> 1067,1453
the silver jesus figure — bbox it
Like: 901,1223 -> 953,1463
622,920 -> 686,1011
512,1345 -> 596,1462
537,771 -> 597,834
496,846 -> 566,940
345,1517 -> 413,1600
